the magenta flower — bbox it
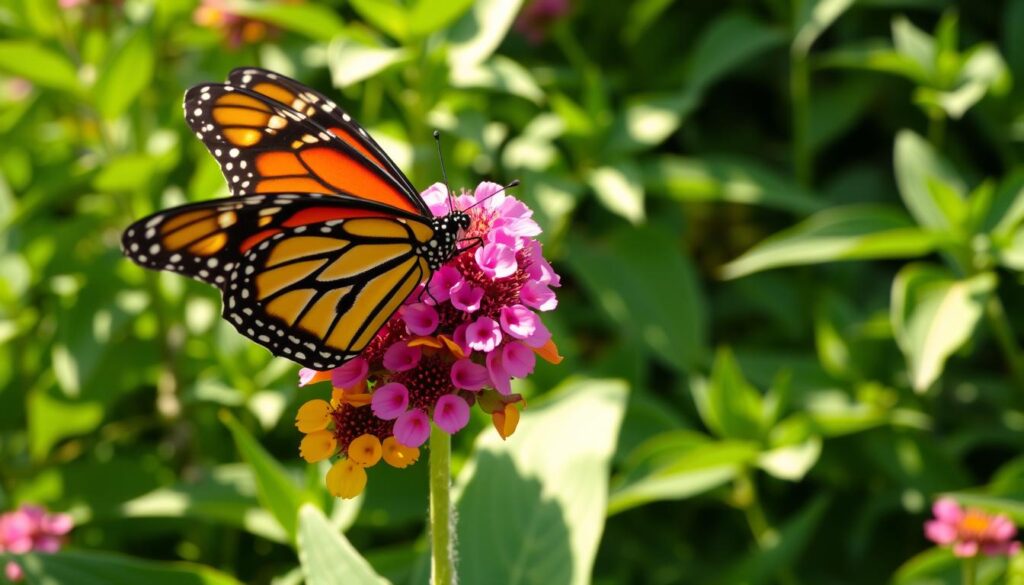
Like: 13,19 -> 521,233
0,504 -> 73,582
924,497 -> 1021,557
294,182 -> 563,498
514,0 -> 571,44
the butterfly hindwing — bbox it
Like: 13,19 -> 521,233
122,194 -> 436,369
183,82 -> 427,216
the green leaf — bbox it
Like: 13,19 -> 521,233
232,1 -> 345,41
408,0 -> 475,37
449,55 -> 544,104
894,130 -> 967,232
93,30 -> 154,119
693,348 -> 765,440
587,162 -> 645,224
608,90 -> 699,153
817,45 -> 931,83
297,504 -> 389,585
891,264 -> 996,392
4,550 -> 241,585
566,226 -> 707,371
687,13 -> 785,91
0,40 -> 79,92
28,390 -> 103,461
644,155 -> 821,214
609,431 -> 759,515
792,0 -> 856,57
447,0 -> 526,68
892,15 -> 936,77
623,0 -> 676,44
757,435 -> 822,481
455,378 -> 628,585
721,205 -> 938,279
349,0 -> 409,41
327,37 -> 409,88
221,410 -> 311,542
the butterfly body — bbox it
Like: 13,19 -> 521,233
121,68 -> 476,370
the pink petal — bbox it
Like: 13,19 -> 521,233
450,281 -> 484,313
500,305 -> 539,340
34,535 -> 61,553
988,515 -> 1017,541
421,182 -> 450,218
42,513 -> 73,536
452,323 -> 472,356
371,383 -> 410,420
450,359 -> 489,391
466,317 -> 502,353
475,242 -> 517,279
428,266 -> 463,303
383,342 -> 421,372
5,561 -> 22,582
933,498 -> 963,523
474,181 -> 505,208
924,520 -> 957,545
393,409 -> 430,448
433,395 -> 470,434
953,540 -> 979,558
523,318 -> 551,348
502,342 -> 536,378
525,241 -> 560,286
520,281 -> 557,311
298,368 -> 319,387
331,358 -> 368,390
486,350 -> 512,395
402,303 -> 439,336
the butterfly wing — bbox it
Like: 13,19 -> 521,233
122,194 -> 435,370
183,83 -> 429,216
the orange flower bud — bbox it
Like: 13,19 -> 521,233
381,436 -> 420,468
492,403 -> 520,440
295,399 -> 331,433
347,434 -> 382,467
299,430 -> 336,463
325,459 -> 367,499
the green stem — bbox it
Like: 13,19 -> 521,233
429,425 -> 454,585
985,296 -> 1024,392
928,110 -> 946,149
790,51 -> 811,188
961,556 -> 977,585
736,470 -> 800,585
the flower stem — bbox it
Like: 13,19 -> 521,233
961,555 -> 977,585
985,295 -> 1024,393
429,425 -> 454,585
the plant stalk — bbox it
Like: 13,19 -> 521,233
985,296 -> 1024,393
429,425 -> 454,585
961,556 -> 977,585
790,51 -> 812,188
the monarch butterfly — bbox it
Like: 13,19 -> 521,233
121,67 -> 479,371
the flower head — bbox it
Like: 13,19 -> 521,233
924,497 -> 1021,557
193,0 -> 285,48
294,182 -> 561,498
0,505 -> 73,581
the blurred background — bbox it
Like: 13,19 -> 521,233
3,0 -> 1024,583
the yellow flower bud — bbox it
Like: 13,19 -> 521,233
295,399 -> 331,433
382,436 -> 420,468
347,434 -> 382,467
325,459 -> 367,499
299,430 -> 336,463
492,403 -> 520,440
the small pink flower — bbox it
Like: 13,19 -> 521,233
371,382 -> 410,420
393,408 -> 430,448
0,504 -> 73,581
500,305 -> 540,340
433,395 -> 470,434
466,317 -> 502,352
502,342 -> 536,378
5,561 -> 22,582
383,342 -> 421,372
402,303 -> 439,336
521,281 -> 557,311
924,497 -> 1021,558
475,243 -> 517,279
451,281 -> 484,313
428,265 -> 463,303
486,351 -> 512,395
450,359 -> 489,391
331,357 -> 368,390
421,182 -> 450,217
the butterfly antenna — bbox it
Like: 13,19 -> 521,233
433,130 -> 454,213
465,179 -> 521,211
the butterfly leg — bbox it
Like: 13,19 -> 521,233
416,283 -> 441,306
456,236 -> 484,254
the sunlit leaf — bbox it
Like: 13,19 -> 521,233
792,0 -> 855,57
232,1 -> 345,41
0,40 -> 79,92
3,550 -> 241,585
349,0 -> 409,41
327,37 -> 409,88
408,0 -> 475,37
449,55 -> 544,103
693,348 -> 765,441
28,390 -> 103,461
447,0 -> 525,68
587,163 -> 645,224
94,29 -> 153,119
297,504 -> 388,585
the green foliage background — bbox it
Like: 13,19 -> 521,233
2,0 -> 1024,583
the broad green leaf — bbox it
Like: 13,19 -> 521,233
893,547 -> 1007,585
587,163 -> 645,224
327,37 -> 409,88
566,226 -> 706,371
817,45 -> 930,83
715,497 -> 829,585
693,348 -> 765,440
93,30 -> 154,119
4,550 -> 241,585
408,0 -> 475,37
721,205 -> 938,279
985,171 -> 1024,239
757,436 -> 822,481
644,155 -> 821,214
232,1 -> 345,41
349,0 -> 409,41
455,378 -> 628,585
449,55 -> 544,104
890,264 -> 996,392
0,40 -> 79,92
687,13 -> 785,91
623,0 -> 676,43
120,464 -> 288,543
221,410 -> 311,542
447,0 -> 526,68
28,390 -> 103,461
609,431 -> 759,515
792,0 -> 855,57
297,504 -> 389,585
608,90 -> 699,153
892,15 -> 936,76
894,130 -> 967,232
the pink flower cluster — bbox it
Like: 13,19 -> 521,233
0,505 -> 73,581
297,182 -> 562,497
924,497 -> 1020,557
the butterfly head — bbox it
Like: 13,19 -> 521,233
423,211 -> 471,270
